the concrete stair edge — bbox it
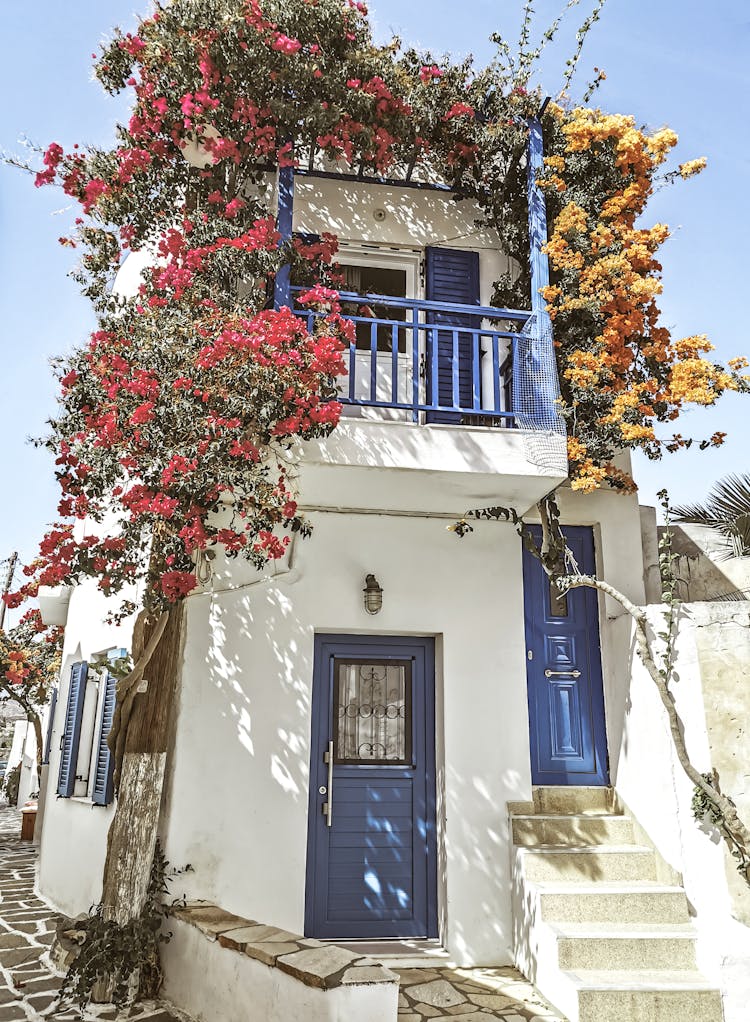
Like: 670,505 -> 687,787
510,786 -> 724,1022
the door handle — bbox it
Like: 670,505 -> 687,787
544,669 -> 581,678
322,740 -> 334,827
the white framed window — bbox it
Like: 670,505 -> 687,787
56,649 -> 122,805
334,244 -> 421,418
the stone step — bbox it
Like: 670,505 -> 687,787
568,970 -> 724,1022
533,882 -> 690,924
512,813 -> 635,847
517,845 -> 658,883
552,923 -> 697,971
532,786 -> 617,816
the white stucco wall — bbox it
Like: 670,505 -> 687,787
293,175 -> 509,309
38,579 -> 136,917
162,510 -> 531,966
161,918 -> 399,1022
17,724 -> 38,807
613,606 -> 750,1022
36,455 -> 646,964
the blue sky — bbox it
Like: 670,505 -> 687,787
1,1 -> 749,579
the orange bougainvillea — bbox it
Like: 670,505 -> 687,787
534,105 -> 748,491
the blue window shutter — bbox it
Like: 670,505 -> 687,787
42,687 -> 58,766
57,662 -> 88,798
92,672 -> 117,806
424,247 -> 480,422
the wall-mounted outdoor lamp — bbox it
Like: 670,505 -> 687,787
363,574 -> 383,615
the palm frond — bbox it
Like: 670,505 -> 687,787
672,473 -> 750,557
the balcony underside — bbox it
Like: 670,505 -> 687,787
297,419 -> 568,515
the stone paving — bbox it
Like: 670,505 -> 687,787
0,802 -> 189,1022
0,800 -> 565,1021
396,967 -> 565,1022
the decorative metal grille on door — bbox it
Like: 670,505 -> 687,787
333,658 -> 412,764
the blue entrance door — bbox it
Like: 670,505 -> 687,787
522,526 -> 609,786
305,635 -> 438,939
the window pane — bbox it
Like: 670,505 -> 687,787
334,659 -> 411,764
339,264 -> 408,353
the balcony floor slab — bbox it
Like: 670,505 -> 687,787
297,419 -> 568,515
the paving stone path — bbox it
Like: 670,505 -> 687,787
395,967 -> 565,1022
0,802 -> 190,1022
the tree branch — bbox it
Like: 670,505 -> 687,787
563,573 -> 750,861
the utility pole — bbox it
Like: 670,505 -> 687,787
0,552 -> 18,632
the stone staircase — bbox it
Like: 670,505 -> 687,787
510,786 -> 724,1022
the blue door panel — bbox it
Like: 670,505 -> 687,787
523,526 -> 609,786
305,635 -> 437,939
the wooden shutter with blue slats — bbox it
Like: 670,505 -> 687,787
425,247 -> 480,423
92,672 -> 117,806
42,687 -> 58,766
57,662 -> 88,797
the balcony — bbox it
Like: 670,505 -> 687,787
293,288 -> 568,516
293,288 -> 526,425
282,117 -> 569,514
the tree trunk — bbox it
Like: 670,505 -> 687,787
100,604 -> 185,926
30,713 -> 43,772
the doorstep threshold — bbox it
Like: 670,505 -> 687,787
324,938 -> 456,968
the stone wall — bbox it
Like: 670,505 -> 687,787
639,505 -> 750,604
665,524 -> 750,602
612,603 -> 750,1022
690,602 -> 750,924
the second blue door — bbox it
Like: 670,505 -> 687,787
305,635 -> 438,939
523,526 -> 609,786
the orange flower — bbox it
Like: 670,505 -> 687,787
678,157 -> 707,179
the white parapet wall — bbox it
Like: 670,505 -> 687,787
612,604 -> 750,1022
161,904 -> 399,1022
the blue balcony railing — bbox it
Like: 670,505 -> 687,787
293,288 -> 533,425
274,118 -> 566,435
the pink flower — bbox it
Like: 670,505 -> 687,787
129,401 -> 155,425
255,531 -> 289,559
35,142 -> 64,187
119,34 -> 146,56
224,197 -> 246,218
271,33 -> 302,54
297,284 -> 340,309
419,65 -> 444,83
160,571 -> 198,602
443,102 -> 475,120
82,178 -> 110,212
215,529 -> 246,552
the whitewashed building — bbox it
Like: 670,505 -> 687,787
35,127 -> 750,1022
